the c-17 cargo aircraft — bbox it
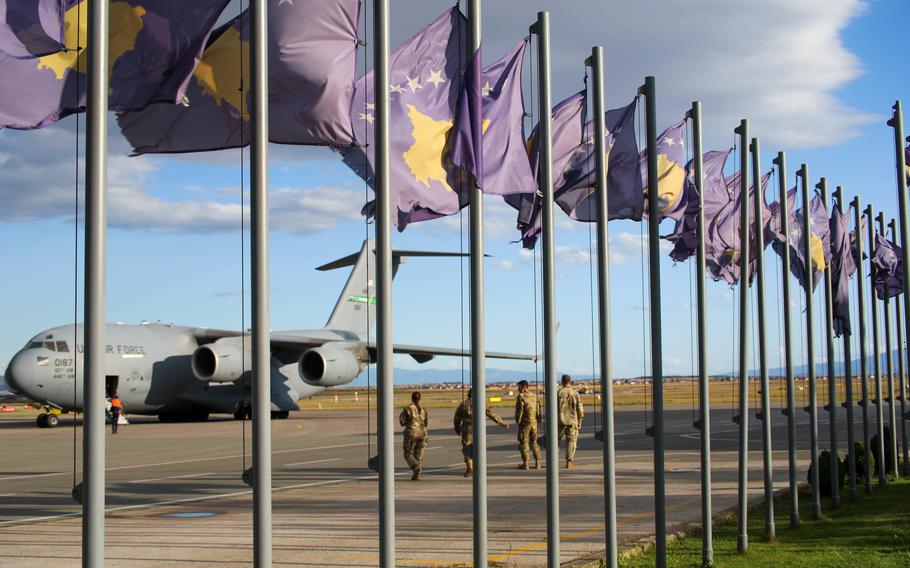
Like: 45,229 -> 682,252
4,241 -> 534,428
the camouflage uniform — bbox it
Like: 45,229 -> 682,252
399,403 -> 429,476
557,385 -> 584,465
454,398 -> 506,463
515,391 -> 541,467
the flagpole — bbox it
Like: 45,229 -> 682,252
588,46 -> 617,568
835,186 -> 858,502
889,219 -> 909,476
639,75 -> 668,567
687,101 -> 714,564
530,12 -> 560,567
818,178 -> 840,507
373,0 -> 396,564
734,119 -> 750,552
878,213 -> 899,478
891,262 -> 910,477
888,101 -> 910,476
250,0 -> 273,564
751,137 -> 775,538
854,196 -> 873,494
773,151 -> 800,525
465,1 -> 489,565
83,0 -> 109,563
866,205 -> 886,487
797,164 -> 822,519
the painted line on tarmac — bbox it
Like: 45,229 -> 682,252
285,457 -> 343,467
0,456 -> 607,528
0,441 -> 366,482
487,499 -> 692,564
128,472 -> 215,484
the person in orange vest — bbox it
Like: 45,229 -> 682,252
110,394 -> 124,434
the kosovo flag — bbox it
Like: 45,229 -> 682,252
665,149 -> 732,263
0,0 -> 65,58
703,171 -> 772,285
0,0 -> 230,129
449,39 -> 536,198
640,120 -> 688,222
783,193 -> 831,292
504,90 -> 587,248
830,208 -> 857,336
340,7 -> 471,231
871,234 -> 903,300
555,99 -> 642,224
118,0 -> 360,153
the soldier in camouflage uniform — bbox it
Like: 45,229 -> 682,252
399,391 -> 429,480
557,374 -> 584,469
453,388 -> 509,477
514,380 -> 541,470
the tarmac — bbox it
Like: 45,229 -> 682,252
0,403 -> 867,567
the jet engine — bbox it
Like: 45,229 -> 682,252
191,341 -> 250,383
298,343 -> 366,387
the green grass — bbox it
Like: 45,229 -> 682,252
620,478 -> 910,568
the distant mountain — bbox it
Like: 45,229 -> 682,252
351,367 -> 586,386
723,349 -> 906,378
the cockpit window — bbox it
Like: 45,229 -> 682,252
27,341 -> 43,350
43,341 -> 56,351
56,341 -> 69,352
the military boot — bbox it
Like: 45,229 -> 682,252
566,460 -> 574,470
411,467 -> 421,481
464,458 -> 474,477
518,461 -> 529,470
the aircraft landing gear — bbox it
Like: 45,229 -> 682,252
232,404 -> 288,420
36,413 -> 59,428
233,402 -> 252,421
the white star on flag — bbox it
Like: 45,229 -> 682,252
359,112 -> 374,124
406,75 -> 422,93
366,103 -> 375,110
390,84 -> 405,94
665,137 -> 675,146
426,69 -> 446,88
481,81 -> 492,97
278,0 -> 294,5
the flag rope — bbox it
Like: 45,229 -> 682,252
637,101 -> 651,433
685,119 -> 697,424
238,0 -> 248,471
360,0 -> 373,460
588,222 -> 599,437
71,0 -> 84,489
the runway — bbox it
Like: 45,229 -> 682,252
0,403 -> 881,566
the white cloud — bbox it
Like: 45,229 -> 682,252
476,0 -> 872,150
609,232 -> 673,266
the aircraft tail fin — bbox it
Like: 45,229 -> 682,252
317,240 -> 467,335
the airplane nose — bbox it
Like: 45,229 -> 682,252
4,353 -> 25,395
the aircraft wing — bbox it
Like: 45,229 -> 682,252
378,343 -> 538,363
193,330 -> 537,364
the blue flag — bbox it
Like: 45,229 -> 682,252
340,7 -> 472,231
0,0 -> 64,58
118,0 -> 361,153
505,90 -> 587,248
0,0 -> 230,129
555,99 -> 643,223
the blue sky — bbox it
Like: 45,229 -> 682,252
1,0 -> 908,383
